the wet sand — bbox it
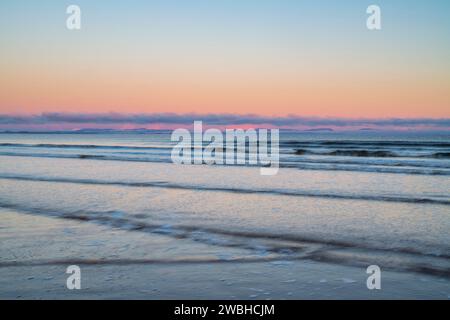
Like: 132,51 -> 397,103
1,210 -> 449,300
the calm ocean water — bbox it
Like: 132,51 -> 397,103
0,131 -> 449,277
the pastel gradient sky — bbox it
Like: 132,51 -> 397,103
1,1 -> 449,122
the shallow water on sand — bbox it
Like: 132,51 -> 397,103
0,132 -> 449,298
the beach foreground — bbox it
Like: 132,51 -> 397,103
1,209 -> 449,300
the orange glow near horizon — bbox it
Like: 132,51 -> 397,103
1,58 -> 449,118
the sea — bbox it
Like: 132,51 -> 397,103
0,130 -> 449,282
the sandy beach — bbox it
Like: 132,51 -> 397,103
1,209 -> 449,300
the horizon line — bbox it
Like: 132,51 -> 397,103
0,112 -> 449,132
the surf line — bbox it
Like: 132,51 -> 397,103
171,121 -> 279,175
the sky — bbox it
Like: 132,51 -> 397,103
0,1 -> 449,130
